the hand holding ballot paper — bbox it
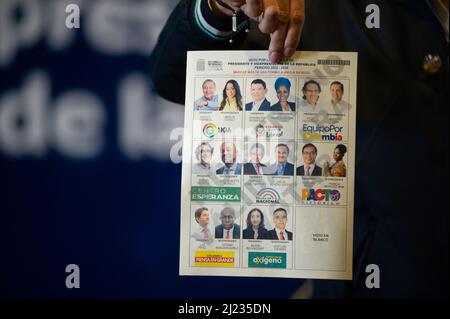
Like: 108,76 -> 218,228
208,0 -> 305,63
150,0 -> 449,298
181,50 -> 357,280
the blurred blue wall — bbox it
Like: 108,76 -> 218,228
0,0 -> 303,298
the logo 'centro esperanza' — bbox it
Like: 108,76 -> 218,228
202,122 -> 218,138
256,187 -> 281,204
191,186 -> 241,202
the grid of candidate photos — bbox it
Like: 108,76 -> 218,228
189,76 -> 351,270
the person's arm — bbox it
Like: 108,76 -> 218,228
150,0 -> 305,104
206,96 -> 219,110
194,97 -> 206,109
149,0 -> 250,104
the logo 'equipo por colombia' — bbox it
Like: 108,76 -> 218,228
302,124 -> 344,141
256,188 -> 281,204
202,122 -> 218,138
302,189 -> 341,202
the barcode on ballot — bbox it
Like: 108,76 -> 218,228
318,59 -> 351,66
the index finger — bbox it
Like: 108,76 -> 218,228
258,0 -> 282,34
242,0 -> 263,19
283,0 -> 304,57
267,0 -> 290,63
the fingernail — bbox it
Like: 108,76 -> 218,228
270,51 -> 281,63
284,47 -> 295,57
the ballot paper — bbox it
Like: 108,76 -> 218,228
180,51 -> 357,280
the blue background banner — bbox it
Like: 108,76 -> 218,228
0,0 -> 303,298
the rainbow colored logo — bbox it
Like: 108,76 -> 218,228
256,188 -> 281,204
202,122 -> 218,139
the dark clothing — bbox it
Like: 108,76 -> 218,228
150,0 -> 449,298
215,224 -> 240,239
267,162 -> 295,176
270,101 -> 296,112
242,227 -> 269,240
245,98 -> 271,111
297,165 -> 323,176
267,229 -> 293,241
243,162 -> 266,175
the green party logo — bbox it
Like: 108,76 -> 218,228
248,252 -> 286,268
191,186 -> 241,202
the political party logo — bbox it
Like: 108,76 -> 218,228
255,124 -> 284,138
202,122 -> 218,139
301,188 -> 341,205
302,124 -> 344,141
202,122 -> 232,139
256,187 -> 281,204
248,252 -> 286,268
195,251 -> 235,267
191,186 -> 241,202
